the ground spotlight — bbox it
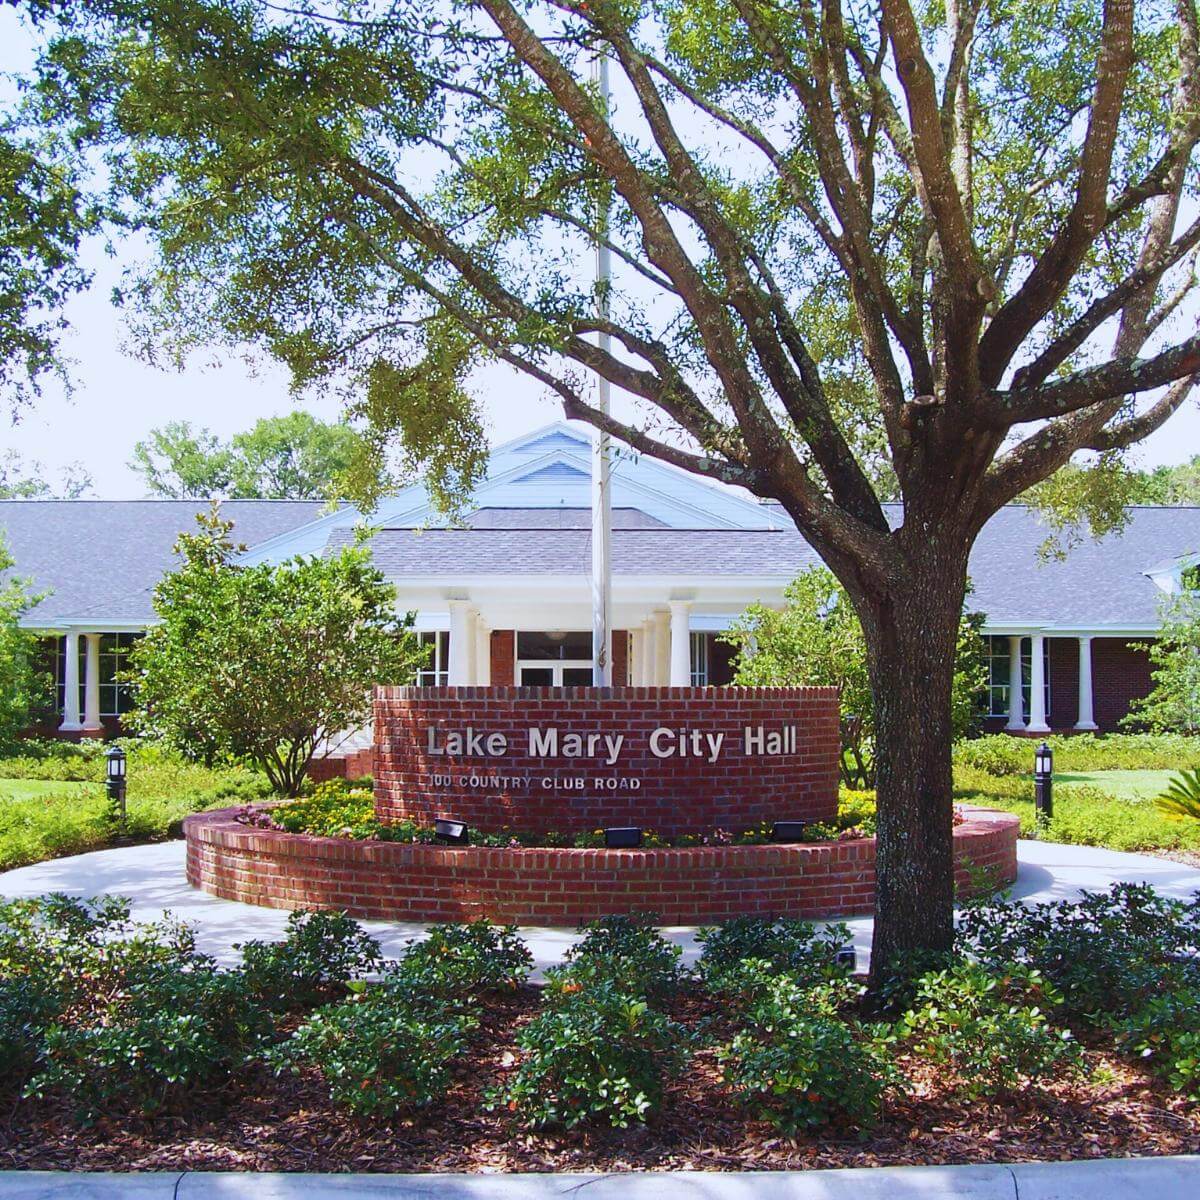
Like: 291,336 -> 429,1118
604,826 -> 643,849
434,818 -> 469,844
770,820 -> 807,843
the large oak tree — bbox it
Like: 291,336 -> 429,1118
20,0 -> 1200,985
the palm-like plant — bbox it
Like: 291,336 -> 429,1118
1156,771 -> 1200,821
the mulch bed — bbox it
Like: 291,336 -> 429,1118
2,986 -> 1198,1174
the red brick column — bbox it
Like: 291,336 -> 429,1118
490,630 -> 515,685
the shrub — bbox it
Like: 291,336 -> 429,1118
272,990 -> 473,1117
717,973 -> 898,1132
696,917 -> 853,995
1114,986 -> 1200,1098
0,976 -> 62,1086
958,883 -> 1200,1021
490,980 -> 690,1129
895,962 -> 1081,1098
389,921 -> 532,1001
28,964 -> 268,1119
238,910 -> 384,1011
559,915 -> 683,998
953,732 -> 1200,776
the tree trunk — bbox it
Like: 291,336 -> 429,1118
858,544 -> 971,997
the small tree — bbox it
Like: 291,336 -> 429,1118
726,568 -> 986,788
126,508 -> 422,794
0,533 -> 50,748
1125,591 -> 1200,734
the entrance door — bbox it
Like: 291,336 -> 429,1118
516,631 -> 594,686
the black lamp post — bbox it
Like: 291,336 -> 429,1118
106,744 -> 127,831
1034,741 -> 1053,825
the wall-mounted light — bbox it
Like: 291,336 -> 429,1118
434,818 -> 469,844
604,826 -> 642,849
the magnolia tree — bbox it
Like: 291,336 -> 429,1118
127,510 -> 423,794
21,0 -> 1200,985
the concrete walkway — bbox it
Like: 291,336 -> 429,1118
3,1158 -> 1200,1199
2,837 -> 1199,971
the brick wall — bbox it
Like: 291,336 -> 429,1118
1094,637 -> 1153,730
184,804 -> 1017,925
308,748 -> 374,783
373,685 -> 841,837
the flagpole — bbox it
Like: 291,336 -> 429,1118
591,46 -> 613,687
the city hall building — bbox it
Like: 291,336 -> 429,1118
3,422 -> 1198,741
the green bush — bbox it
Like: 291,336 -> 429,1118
490,980 -> 690,1129
954,733 -> 1200,776
389,921 -> 533,1002
272,990 -> 473,1117
958,883 -> 1200,1021
1114,986 -> 1200,1098
238,910 -> 384,1011
717,973 -> 898,1132
557,915 -> 684,998
696,917 -> 853,996
28,960 -> 268,1119
895,961 -> 1080,1098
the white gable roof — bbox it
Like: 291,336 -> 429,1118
241,422 -> 786,565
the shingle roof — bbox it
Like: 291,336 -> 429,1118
332,505 -> 1200,630
5,493 -> 1200,632
962,505 -> 1200,628
0,500 -> 325,626
326,525 -> 824,578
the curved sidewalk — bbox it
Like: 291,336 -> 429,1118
2,837 -> 1199,972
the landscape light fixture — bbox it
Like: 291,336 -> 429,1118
835,945 -> 857,970
604,826 -> 643,849
434,818 -> 469,844
770,820 -> 807,843
105,744 -> 128,832
1033,741 -> 1054,824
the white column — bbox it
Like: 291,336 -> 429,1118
474,619 -> 491,687
1027,632 -> 1050,733
82,633 -> 103,733
59,631 -> 82,731
447,600 -> 473,686
652,610 -> 670,685
1005,635 -> 1025,732
641,618 -> 655,686
669,601 -> 692,686
629,628 -> 644,686
1075,635 -> 1098,730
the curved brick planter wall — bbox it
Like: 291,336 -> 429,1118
373,686 -> 840,838
184,804 -> 1017,925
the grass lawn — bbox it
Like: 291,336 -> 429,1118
953,763 -> 1200,854
0,754 -> 273,873
1054,769 -> 1179,800
0,778 -> 95,802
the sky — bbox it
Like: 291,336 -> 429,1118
1,9 -> 1198,500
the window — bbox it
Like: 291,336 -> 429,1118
986,636 -> 1050,719
516,631 -> 593,685
56,633 -> 141,717
416,631 -> 449,686
690,631 -> 709,686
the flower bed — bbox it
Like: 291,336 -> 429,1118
4,893 -> 1200,1172
184,803 -> 1017,924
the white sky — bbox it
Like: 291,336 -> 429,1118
1,9 -> 1198,499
